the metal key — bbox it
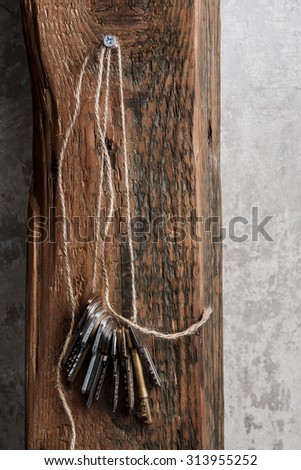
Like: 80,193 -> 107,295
95,321 -> 115,400
81,308 -> 107,347
67,343 -> 91,383
63,295 -> 101,367
81,313 -> 109,394
67,308 -> 105,383
111,329 -> 120,412
129,326 -> 161,387
140,346 -> 161,388
124,329 -> 135,411
132,350 -> 152,424
123,328 -> 135,412
85,316 -> 111,407
118,328 -> 134,413
86,318 -> 115,407
128,332 -> 152,424
64,341 -> 81,375
68,308 -> 107,383
85,313 -> 112,392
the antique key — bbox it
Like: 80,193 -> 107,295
127,328 -> 152,424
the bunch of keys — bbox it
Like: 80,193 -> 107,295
63,295 -> 161,424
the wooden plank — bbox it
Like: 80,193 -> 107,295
22,0 -> 222,450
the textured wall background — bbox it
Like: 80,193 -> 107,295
222,0 -> 301,450
0,0 -> 300,450
0,1 -> 31,450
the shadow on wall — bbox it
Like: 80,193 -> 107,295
0,1 -> 32,449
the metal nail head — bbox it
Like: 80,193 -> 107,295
103,35 -> 117,48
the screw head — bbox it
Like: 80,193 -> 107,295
103,35 -> 117,48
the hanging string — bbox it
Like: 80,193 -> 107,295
92,43 -> 138,324
56,54 -> 89,451
55,38 -> 212,449
94,47 -> 117,311
116,44 -> 138,324
92,46 -> 105,293
92,47 -> 113,294
91,40 -> 212,338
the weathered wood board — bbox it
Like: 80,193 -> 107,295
22,0 -> 222,450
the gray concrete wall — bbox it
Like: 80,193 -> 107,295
0,1 -> 31,450
222,0 -> 301,450
0,0 -> 300,449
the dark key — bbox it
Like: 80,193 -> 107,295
111,329 -> 120,412
140,345 -> 161,388
68,309 -> 107,383
86,319 -> 115,406
95,322 -> 114,400
122,328 -> 134,412
86,352 -> 104,408
129,326 -> 161,387
63,296 -> 102,366
81,320 -> 106,395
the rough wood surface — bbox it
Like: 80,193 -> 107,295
22,0 -> 222,450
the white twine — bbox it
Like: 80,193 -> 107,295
55,39 -> 212,450
56,54 -> 89,451
92,46 -> 106,293
116,45 -> 139,323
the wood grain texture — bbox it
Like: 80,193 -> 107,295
22,0 -> 222,450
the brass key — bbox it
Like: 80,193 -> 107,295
126,329 -> 152,424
